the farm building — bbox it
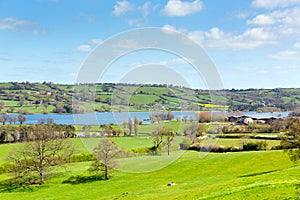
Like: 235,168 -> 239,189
228,114 -> 280,125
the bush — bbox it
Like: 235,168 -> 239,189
188,143 -> 242,152
243,142 -> 259,151
243,141 -> 267,151
0,163 -> 14,174
130,147 -> 151,154
68,153 -> 96,163
217,134 -> 246,138
179,138 -> 192,150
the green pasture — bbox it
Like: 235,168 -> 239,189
129,94 -> 160,105
0,150 -> 299,199
215,138 -> 280,149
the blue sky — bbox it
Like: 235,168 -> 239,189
0,0 -> 300,89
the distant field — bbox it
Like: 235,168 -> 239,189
216,138 -> 280,149
1,82 -> 299,113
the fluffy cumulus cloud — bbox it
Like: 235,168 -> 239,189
247,7 -> 300,38
251,0 -> 300,9
163,25 -> 278,50
161,24 -> 180,34
162,0 -> 204,16
247,14 -> 275,26
112,1 -> 153,26
0,17 -> 36,32
112,1 -> 134,16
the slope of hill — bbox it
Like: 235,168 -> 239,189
0,82 -> 299,114
0,150 -> 298,199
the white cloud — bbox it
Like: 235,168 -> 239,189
247,14 -> 275,25
112,39 -> 143,49
155,58 -> 193,66
162,0 -> 204,17
166,25 -> 278,50
161,24 -> 178,34
73,45 -> 92,52
251,0 -> 300,10
294,42 -> 300,49
112,1 -> 153,26
272,65 -> 300,73
89,39 -> 103,45
235,11 -> 250,19
0,17 -> 36,32
246,8 -> 300,39
141,1 -> 151,17
112,1 -> 134,16
242,27 -> 277,40
269,50 -> 300,60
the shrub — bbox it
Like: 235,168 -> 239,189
179,138 -> 192,150
243,142 -> 259,151
0,163 -> 14,174
68,153 -> 96,163
188,143 -> 242,152
242,141 -> 268,151
130,147 -> 151,154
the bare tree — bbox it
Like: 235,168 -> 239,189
151,126 -> 164,154
0,115 -> 9,125
12,116 -> 17,124
18,96 -> 25,107
282,117 -> 300,161
128,117 -> 132,136
18,114 -> 26,125
134,116 -> 139,136
0,116 -> 6,125
0,100 -> 4,112
162,127 -> 176,156
82,125 -> 91,134
38,118 -> 46,124
183,122 -> 206,143
122,121 -> 128,136
152,126 -> 176,155
92,138 -> 124,180
8,124 -> 75,185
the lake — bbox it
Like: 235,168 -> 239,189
5,111 -> 290,125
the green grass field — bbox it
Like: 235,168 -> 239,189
0,150 -> 299,199
216,138 -> 280,149
0,120 -> 297,199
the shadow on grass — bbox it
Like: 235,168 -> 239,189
238,170 -> 277,178
0,179 -> 39,193
62,174 -> 105,185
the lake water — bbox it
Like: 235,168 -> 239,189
5,111 -> 290,125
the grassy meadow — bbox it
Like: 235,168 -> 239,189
0,121 -> 298,199
0,149 -> 299,199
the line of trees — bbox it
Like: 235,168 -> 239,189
150,111 -> 175,123
0,124 -> 76,143
0,114 -> 27,125
121,116 -> 140,136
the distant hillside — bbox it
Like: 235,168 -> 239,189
0,82 -> 299,114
